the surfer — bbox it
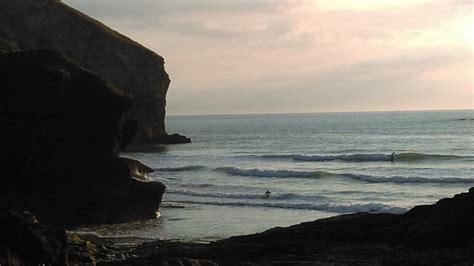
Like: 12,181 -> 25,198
263,190 -> 271,199
390,152 -> 395,162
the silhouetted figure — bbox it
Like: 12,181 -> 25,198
390,152 -> 395,162
263,190 -> 271,199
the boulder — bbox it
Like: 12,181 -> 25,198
0,49 -> 165,225
0,210 -> 68,265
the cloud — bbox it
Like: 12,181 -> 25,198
63,0 -> 473,114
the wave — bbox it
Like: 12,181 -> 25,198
167,188 -> 325,201
252,152 -> 468,162
160,203 -> 186,208
216,167 -> 329,178
153,165 -> 207,172
294,153 -> 390,162
294,152 -> 466,162
180,183 -> 214,188
394,152 -> 466,161
173,199 -> 407,214
346,174 -> 474,184
216,166 -> 474,184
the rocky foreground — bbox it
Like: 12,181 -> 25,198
93,187 -> 474,265
2,188 -> 472,265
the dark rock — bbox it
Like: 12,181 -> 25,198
400,186 -> 474,249
121,157 -> 154,181
151,133 -> 192,144
120,118 -> 139,150
67,234 -> 97,265
0,30 -> 17,54
0,210 -> 68,265
0,49 -> 165,225
0,0 -> 172,143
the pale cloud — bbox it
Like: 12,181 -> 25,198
311,0 -> 433,11
63,0 -> 473,114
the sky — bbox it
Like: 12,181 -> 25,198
63,0 -> 473,115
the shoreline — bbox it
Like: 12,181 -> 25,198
66,187 -> 474,265
3,187 -> 472,264
68,204 -> 338,244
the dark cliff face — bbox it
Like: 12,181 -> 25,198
0,0 -> 170,142
0,49 -> 165,225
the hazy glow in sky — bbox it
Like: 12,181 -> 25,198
64,0 -> 473,115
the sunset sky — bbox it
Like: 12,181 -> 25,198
64,0 -> 473,115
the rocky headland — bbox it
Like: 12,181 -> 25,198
0,1 -> 472,265
0,0 -> 190,144
0,49 -> 165,225
0,1 -> 191,264
0,1 -> 192,263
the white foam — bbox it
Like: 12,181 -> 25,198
167,188 -> 326,201
216,166 -> 474,184
254,152 -> 468,162
174,199 -> 408,214
217,167 -> 329,178
167,189 -> 266,200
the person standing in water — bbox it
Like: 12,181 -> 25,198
390,152 -> 395,162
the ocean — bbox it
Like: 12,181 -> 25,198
75,110 -> 473,243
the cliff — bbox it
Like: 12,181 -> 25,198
0,49 -> 165,225
0,0 -> 173,143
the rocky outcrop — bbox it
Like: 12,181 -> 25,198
0,210 -> 68,265
121,157 -> 154,181
0,0 -> 185,143
150,133 -> 192,144
107,187 -> 474,265
0,49 -> 165,225
0,210 -> 97,265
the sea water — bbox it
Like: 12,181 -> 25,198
75,110 -> 473,243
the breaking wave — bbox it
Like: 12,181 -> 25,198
252,152 -> 468,162
216,167 -> 329,178
216,167 -> 474,184
172,199 -> 407,214
167,188 -> 326,201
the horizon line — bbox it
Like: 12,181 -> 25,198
166,108 -> 473,117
